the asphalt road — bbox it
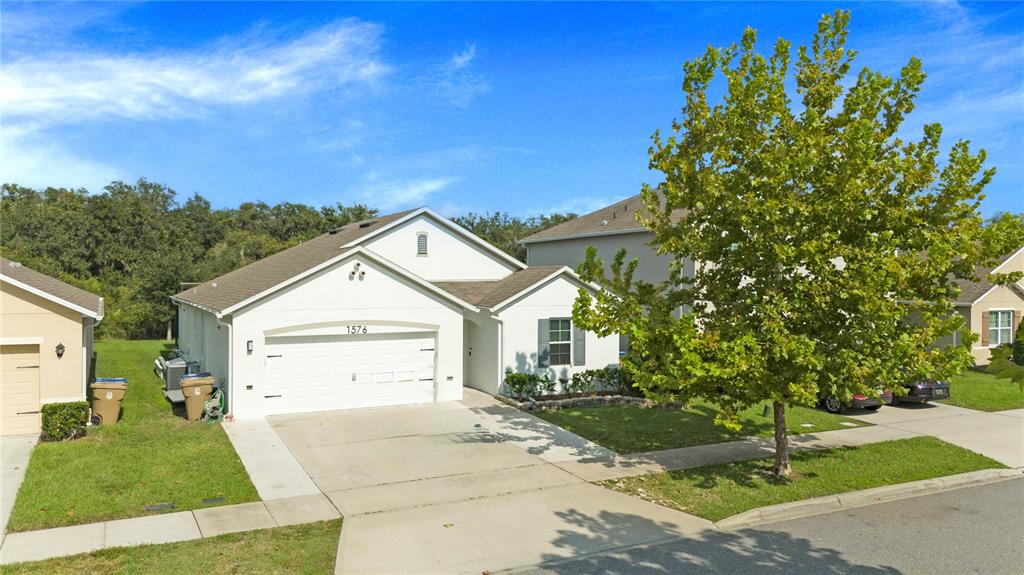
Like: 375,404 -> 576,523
509,478 -> 1024,575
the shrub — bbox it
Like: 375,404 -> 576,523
568,370 -> 597,395
504,372 -> 539,400
538,374 -> 556,396
1013,321 -> 1024,366
41,402 -> 89,441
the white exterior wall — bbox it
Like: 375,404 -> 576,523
463,314 -> 502,394
496,276 -> 619,394
176,303 -> 229,390
527,231 -> 692,286
228,253 -> 465,419
365,215 -> 518,281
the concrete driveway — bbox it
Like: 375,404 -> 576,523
268,394 -> 713,574
846,402 -> 1024,468
1,435 -> 36,540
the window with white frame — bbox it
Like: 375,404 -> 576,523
417,233 -> 428,256
549,318 -> 571,365
989,310 -> 1014,346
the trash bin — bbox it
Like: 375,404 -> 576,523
90,378 -> 128,425
180,375 -> 216,421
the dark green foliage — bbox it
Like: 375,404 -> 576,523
40,402 -> 89,441
452,212 -> 577,261
1013,322 -> 1024,365
2,180 -> 572,340
504,372 -> 539,400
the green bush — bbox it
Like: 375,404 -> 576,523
1013,321 -> 1024,365
538,374 -> 556,396
504,372 -> 539,400
568,370 -> 597,395
41,401 -> 89,441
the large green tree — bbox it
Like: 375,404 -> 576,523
573,11 -> 1024,476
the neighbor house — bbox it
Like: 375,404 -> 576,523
171,208 -> 619,419
948,247 -> 1024,365
1,257 -> 104,436
524,195 -> 1023,366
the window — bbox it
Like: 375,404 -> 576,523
549,318 -> 571,365
989,310 -> 1014,346
417,233 -> 428,256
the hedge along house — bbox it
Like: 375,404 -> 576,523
171,208 -> 619,419
0,257 -> 104,436
947,247 -> 1024,365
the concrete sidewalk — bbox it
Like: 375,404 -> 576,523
222,417 -> 322,500
460,389 -> 924,482
0,493 -> 339,565
1,435 -> 36,542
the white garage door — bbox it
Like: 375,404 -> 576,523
1,345 -> 41,437
264,332 -> 437,415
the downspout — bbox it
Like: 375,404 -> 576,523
216,315 -> 233,417
495,315 -> 504,394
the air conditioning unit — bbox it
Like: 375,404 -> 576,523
164,354 -> 200,392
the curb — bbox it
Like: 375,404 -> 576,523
714,468 -> 1023,530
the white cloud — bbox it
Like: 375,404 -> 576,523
362,177 -> 457,211
448,43 -> 476,71
0,126 -> 121,191
523,195 -> 628,217
0,19 -> 389,126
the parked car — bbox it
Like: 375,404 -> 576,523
820,389 -> 894,414
893,379 -> 950,404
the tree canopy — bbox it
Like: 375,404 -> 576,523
573,10 -> 1024,476
1,179 -> 572,339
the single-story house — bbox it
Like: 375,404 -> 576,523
1,257 -> 104,436
524,196 -> 1023,366
947,247 -> 1023,365
171,208 -> 619,419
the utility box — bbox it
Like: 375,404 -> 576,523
164,355 -> 199,392
90,378 -> 128,425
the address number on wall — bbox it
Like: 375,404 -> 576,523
346,325 -> 369,334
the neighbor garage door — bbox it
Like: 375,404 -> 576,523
1,345 -> 41,437
263,332 -> 437,415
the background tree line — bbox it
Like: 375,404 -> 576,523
1,179 -> 575,339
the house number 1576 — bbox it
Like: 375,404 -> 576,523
346,325 -> 368,334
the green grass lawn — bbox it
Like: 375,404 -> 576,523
8,340 -> 259,532
939,370 -> 1024,412
3,520 -> 341,575
606,437 -> 1003,522
535,400 -> 869,454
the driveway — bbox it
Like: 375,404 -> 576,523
845,402 -> 1024,468
1,435 -> 36,540
268,393 -> 713,574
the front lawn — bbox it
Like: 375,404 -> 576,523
3,520 -> 341,575
606,437 -> 1003,522
8,340 -> 259,532
939,370 -> 1024,412
535,400 -> 869,454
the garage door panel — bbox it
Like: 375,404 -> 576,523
264,332 -> 437,415
1,345 -> 41,436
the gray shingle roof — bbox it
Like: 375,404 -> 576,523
433,266 -> 566,308
952,250 -> 1023,304
173,210 -> 415,312
521,192 -> 685,243
0,256 -> 104,317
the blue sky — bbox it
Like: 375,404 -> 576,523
2,1 -> 1021,217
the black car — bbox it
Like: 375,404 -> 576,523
893,379 -> 950,404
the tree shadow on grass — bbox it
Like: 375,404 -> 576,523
517,508 -> 901,575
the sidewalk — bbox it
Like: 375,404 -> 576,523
0,493 -> 339,565
1,435 -> 36,543
222,417 -> 322,500
460,388 -> 925,482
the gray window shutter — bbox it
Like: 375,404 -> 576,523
573,325 -> 586,366
537,319 -> 550,368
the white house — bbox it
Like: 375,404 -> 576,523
171,208 -> 619,419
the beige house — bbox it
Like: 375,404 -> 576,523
950,248 -> 1024,365
1,258 -> 104,436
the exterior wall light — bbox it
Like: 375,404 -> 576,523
55,342 -> 66,359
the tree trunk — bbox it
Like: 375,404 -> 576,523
773,400 -> 791,478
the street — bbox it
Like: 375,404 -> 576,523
510,478 -> 1024,575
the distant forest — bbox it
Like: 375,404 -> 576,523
0,179 -> 577,339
